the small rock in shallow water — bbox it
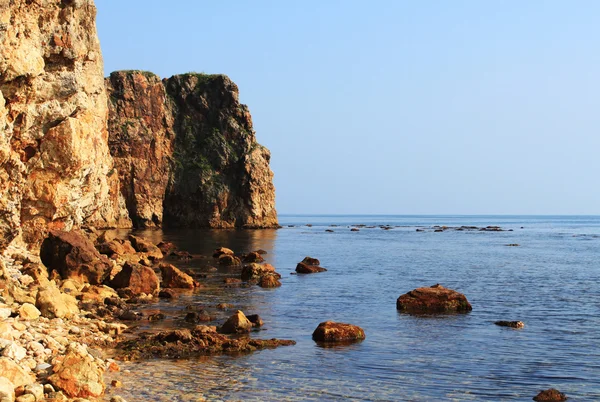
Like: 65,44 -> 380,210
312,321 -> 365,343
396,284 -> 472,313
220,310 -> 252,334
495,321 -> 524,329
533,388 -> 567,401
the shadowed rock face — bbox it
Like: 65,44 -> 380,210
106,71 -> 278,229
0,0 -> 131,251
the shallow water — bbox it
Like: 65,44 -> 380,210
104,215 -> 600,401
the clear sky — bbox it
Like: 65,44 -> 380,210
96,1 -> 600,215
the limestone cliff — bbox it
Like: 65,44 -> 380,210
106,71 -> 278,229
0,0 -> 131,251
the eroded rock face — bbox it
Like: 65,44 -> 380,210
396,284 -> 472,313
0,0 -> 131,251
106,71 -> 278,229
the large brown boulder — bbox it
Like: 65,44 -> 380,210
109,262 -> 159,296
40,230 -> 113,285
49,343 -> 105,398
312,321 -> 366,343
259,274 -> 282,288
396,284 -> 472,313
219,310 -> 253,334
159,263 -> 196,289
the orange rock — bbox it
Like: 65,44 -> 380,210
396,284 -> 472,313
312,321 -> 365,342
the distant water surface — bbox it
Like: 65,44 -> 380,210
104,215 -> 600,401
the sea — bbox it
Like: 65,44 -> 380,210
104,215 -> 600,401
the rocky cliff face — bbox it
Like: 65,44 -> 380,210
0,0 -> 131,251
106,71 -> 278,229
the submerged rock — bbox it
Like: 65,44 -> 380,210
117,326 -> 295,360
295,263 -> 327,274
259,274 -> 281,288
495,321 -> 525,329
312,321 -> 365,343
396,284 -> 472,313
533,388 -> 568,401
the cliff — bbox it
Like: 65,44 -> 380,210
0,0 -> 131,251
106,71 -> 278,229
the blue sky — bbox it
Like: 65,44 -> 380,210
96,1 -> 600,215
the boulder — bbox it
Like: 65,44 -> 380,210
295,262 -> 327,274
495,321 -> 525,329
533,388 -> 568,401
79,285 -> 119,304
0,358 -> 34,387
219,310 -> 252,334
127,235 -> 163,260
36,286 -> 79,319
159,263 -> 196,289
17,304 -> 40,320
109,263 -> 160,296
312,321 -> 366,342
242,252 -> 264,263
40,230 -> 113,285
246,314 -> 264,327
218,254 -> 241,266
0,377 -> 14,402
48,343 -> 105,398
259,274 -> 281,288
213,247 -> 234,258
396,284 -> 472,313
301,256 -> 320,265
241,263 -> 276,281
96,240 -> 128,258
158,289 -> 177,299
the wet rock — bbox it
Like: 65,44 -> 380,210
36,285 -> 79,319
241,263 -> 276,281
0,377 -> 15,402
254,249 -> 267,255
109,262 -> 160,296
213,247 -> 234,258
117,326 -> 295,360
396,284 -> 472,313
127,235 -> 163,260
219,310 -> 252,334
159,263 -> 196,289
295,262 -> 327,274
242,252 -> 264,263
0,357 -> 34,387
171,250 -> 193,260
301,256 -> 320,265
216,303 -> 234,310
224,278 -> 242,285
533,388 -> 568,401
325,229 -> 334,233
49,343 -> 105,398
259,274 -> 281,288
350,228 -> 360,232
158,289 -> 177,299
148,313 -> 165,321
218,254 -> 241,266
40,230 -> 113,285
156,241 -> 177,255
118,311 -> 142,321
312,321 -> 366,343
495,321 -> 525,329
246,314 -> 264,327
185,310 -> 212,323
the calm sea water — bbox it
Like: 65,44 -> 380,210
105,215 -> 600,401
